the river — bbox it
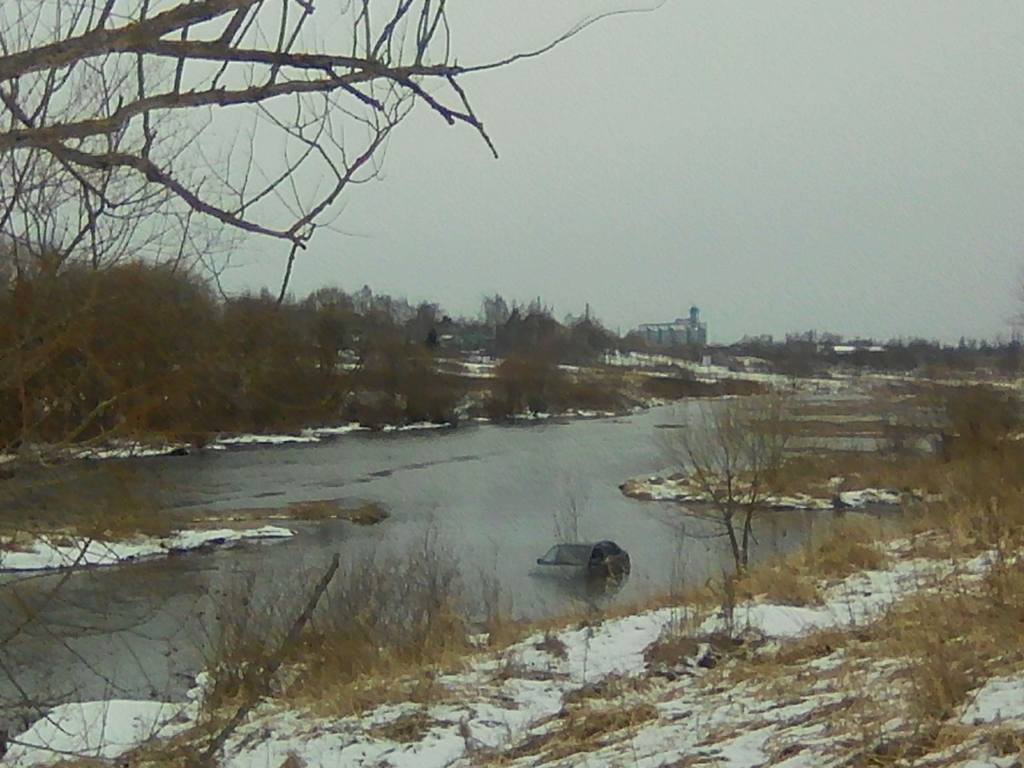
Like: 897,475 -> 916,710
0,402 -> 838,729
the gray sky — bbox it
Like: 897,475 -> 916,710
224,1 -> 1024,344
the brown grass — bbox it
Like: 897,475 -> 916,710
503,702 -> 659,763
778,418 -> 893,438
0,464 -> 174,542
644,634 -> 701,669
737,564 -> 822,606
480,614 -> 533,650
563,675 -> 653,706
639,375 -> 765,401
202,533 -> 467,716
705,565 -> 1024,765
874,562 -> 1024,722
369,710 -> 434,743
283,499 -> 388,525
773,450 -> 943,497
189,427 -> 1024,762
803,517 -> 889,578
535,630 -> 568,659
763,627 -> 850,669
714,442 -> 1024,763
203,499 -> 389,526
735,518 -> 888,607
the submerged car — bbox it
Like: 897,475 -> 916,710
536,540 -> 631,579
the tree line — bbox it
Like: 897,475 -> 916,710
0,259 -> 626,452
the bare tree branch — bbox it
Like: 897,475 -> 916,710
0,0 -> 636,277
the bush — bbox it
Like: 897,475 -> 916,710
347,340 -> 462,426
204,534 -> 466,713
0,262 -> 222,444
941,385 -> 1020,459
218,294 -> 337,431
641,376 -> 764,400
486,353 -> 566,418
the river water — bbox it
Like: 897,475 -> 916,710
0,403 -> 839,728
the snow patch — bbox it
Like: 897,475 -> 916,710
215,433 -> 320,446
960,673 -> 1024,725
379,422 -> 452,432
5,700 -> 192,766
0,525 -> 294,572
621,474 -> 903,511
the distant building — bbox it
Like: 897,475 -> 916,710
637,306 -> 707,347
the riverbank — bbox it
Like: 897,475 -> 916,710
7,521 -> 1022,767
0,411 -> 615,467
0,500 -> 388,573
4,342 -> 842,470
620,472 -> 904,510
0,524 -> 295,572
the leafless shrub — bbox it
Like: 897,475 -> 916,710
554,489 -> 585,544
661,396 -> 793,573
203,532 -> 466,713
485,353 -> 567,418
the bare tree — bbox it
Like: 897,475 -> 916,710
0,0 -> 628,291
662,396 -> 792,573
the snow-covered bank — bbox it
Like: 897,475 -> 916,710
9,540 -> 1013,767
5,675 -> 209,766
6,700 -> 192,765
602,350 -> 850,393
9,422 -> 442,464
65,412 -> 623,459
0,525 -> 294,572
620,473 -> 904,510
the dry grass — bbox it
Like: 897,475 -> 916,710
737,564 -> 822,606
639,375 -> 766,401
716,442 -> 1024,764
202,534 -> 468,717
563,675 -> 654,706
703,571 -> 1024,766
802,517 -> 889,579
369,710 -> 434,743
745,558 -> 1024,762
897,440 -> 1024,562
773,450 -> 944,497
764,627 -> 850,669
501,702 -> 659,763
204,499 -> 389,526
644,634 -> 702,669
285,499 -> 388,525
778,418 -> 893,438
0,465 -> 173,540
872,562 -> 1024,723
535,630 -> 568,659
480,614 -> 534,651
736,518 -> 888,607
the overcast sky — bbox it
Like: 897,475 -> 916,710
223,1 -> 1024,344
